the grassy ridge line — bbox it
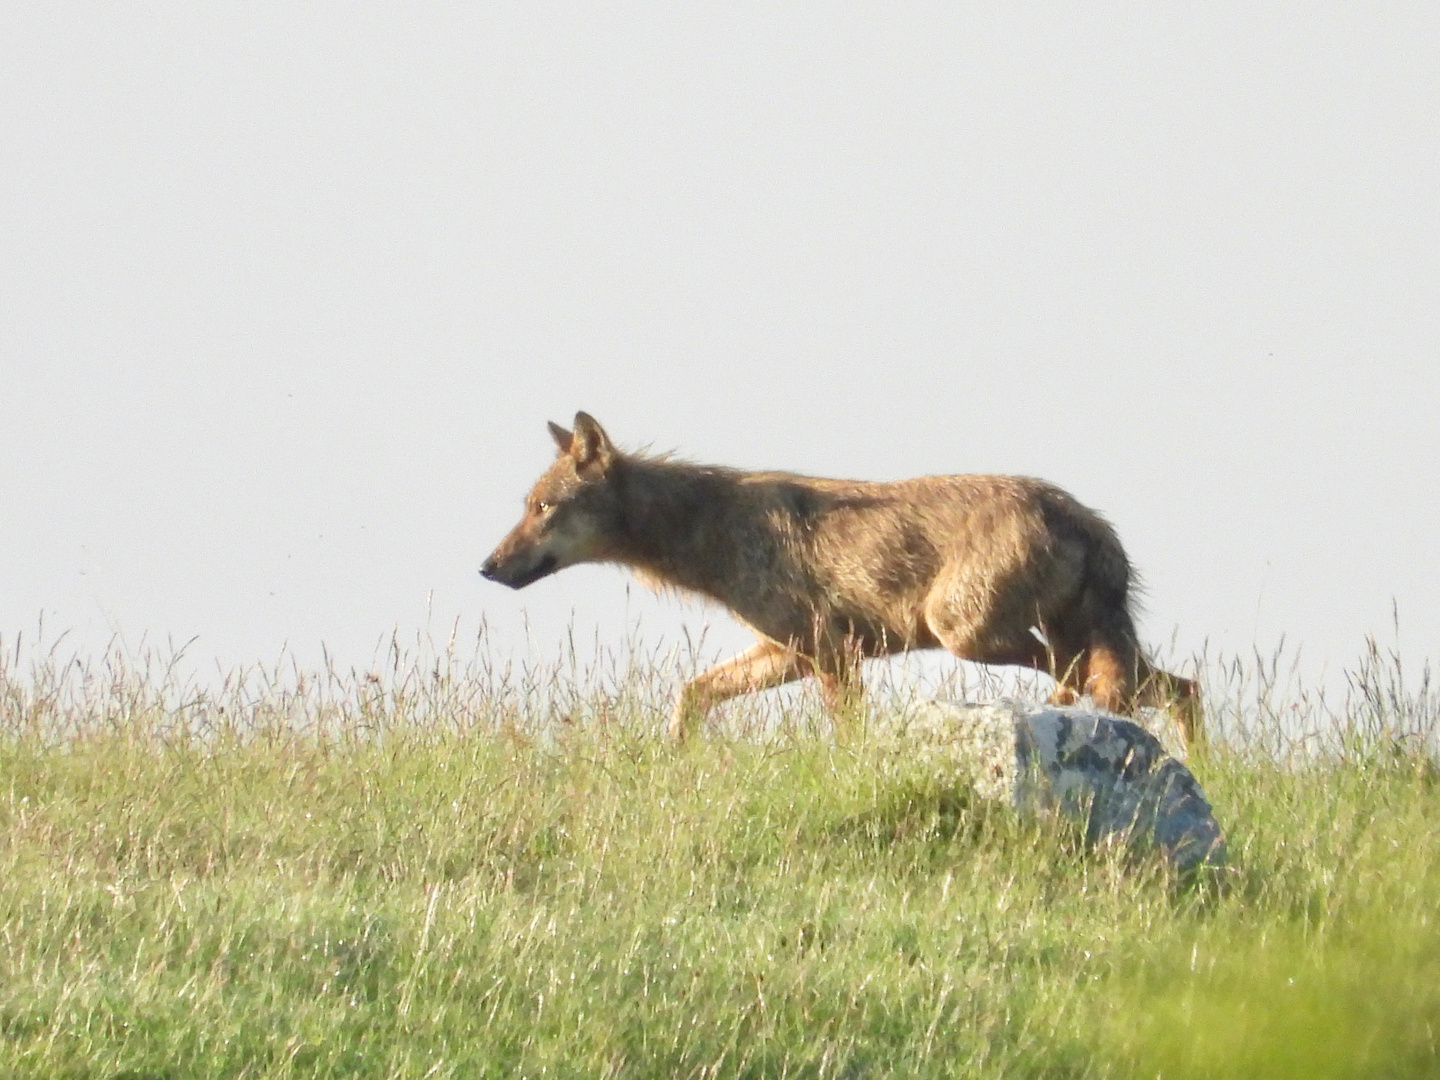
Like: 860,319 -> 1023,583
1,728 -> 1100,1077
2,644 -> 1439,1078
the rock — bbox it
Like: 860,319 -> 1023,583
887,699 -> 1226,873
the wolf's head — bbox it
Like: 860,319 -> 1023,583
480,412 -> 627,589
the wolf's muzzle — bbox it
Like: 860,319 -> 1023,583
480,553 -> 558,589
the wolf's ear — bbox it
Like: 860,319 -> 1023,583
570,412 -> 615,472
547,421 -> 573,454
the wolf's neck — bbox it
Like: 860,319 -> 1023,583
611,457 -> 756,599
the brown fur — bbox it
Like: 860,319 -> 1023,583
481,413 -> 1201,747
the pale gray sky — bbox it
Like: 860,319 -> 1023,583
3,4 -> 1437,690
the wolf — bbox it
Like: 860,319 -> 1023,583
481,413 -> 1201,747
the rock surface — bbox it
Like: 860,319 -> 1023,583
887,699 -> 1226,873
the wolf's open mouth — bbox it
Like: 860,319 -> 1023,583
508,554 -> 559,589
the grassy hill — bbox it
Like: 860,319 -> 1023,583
1,637 -> 1437,1078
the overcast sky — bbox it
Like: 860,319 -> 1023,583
3,4 -> 1437,694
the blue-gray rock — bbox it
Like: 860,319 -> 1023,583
887,699 -> 1226,873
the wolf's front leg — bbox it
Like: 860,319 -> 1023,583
812,638 -> 869,737
669,639 -> 812,742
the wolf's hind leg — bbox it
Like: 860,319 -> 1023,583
1080,641 -> 1132,714
1134,661 -> 1204,751
669,640 -> 811,742
1088,645 -> 1204,752
1043,645 -> 1087,706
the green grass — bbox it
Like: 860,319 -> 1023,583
1,636 -> 1437,1078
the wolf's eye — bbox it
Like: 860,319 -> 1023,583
536,501 -> 552,513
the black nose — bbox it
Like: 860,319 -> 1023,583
479,557 -> 499,581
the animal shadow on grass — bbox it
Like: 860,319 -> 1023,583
813,781 -> 1016,858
